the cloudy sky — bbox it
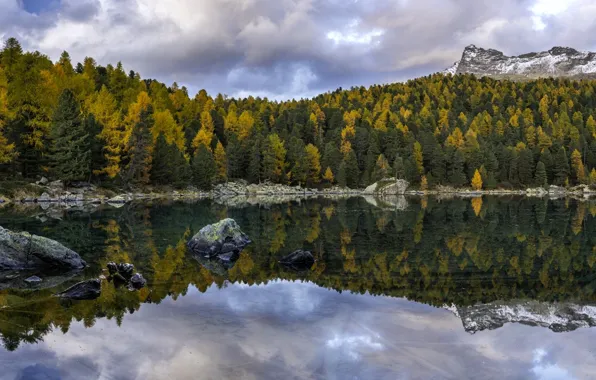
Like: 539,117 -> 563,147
0,0 -> 594,99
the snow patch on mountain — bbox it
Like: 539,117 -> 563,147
442,45 -> 596,78
447,300 -> 596,334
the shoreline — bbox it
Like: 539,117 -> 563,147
1,180 -> 595,206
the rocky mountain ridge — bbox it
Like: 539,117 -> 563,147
444,44 -> 596,79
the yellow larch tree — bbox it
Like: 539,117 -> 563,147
192,111 -> 215,151
471,169 -> 483,190
323,167 -> 334,184
305,143 -> 321,184
87,85 -> 123,177
214,140 -> 227,183
570,149 -> 586,184
0,67 -> 15,163
237,111 -> 254,140
152,109 -> 185,152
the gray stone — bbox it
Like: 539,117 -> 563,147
24,276 -> 42,283
129,273 -> 146,289
38,192 -> 52,202
279,250 -> 315,271
56,279 -> 101,300
187,218 -> 251,258
38,177 -> 49,185
0,226 -> 86,270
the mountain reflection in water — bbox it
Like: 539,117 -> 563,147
0,196 -> 596,379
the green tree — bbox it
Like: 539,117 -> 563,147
192,144 -> 215,190
47,89 -> 90,183
535,161 -> 547,188
122,106 -> 153,187
553,147 -> 570,186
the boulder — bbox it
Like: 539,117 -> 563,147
129,273 -> 146,289
38,192 -> 52,203
364,178 -> 410,196
56,279 -> 101,300
0,226 -> 86,270
106,261 -> 118,275
117,263 -> 134,278
279,250 -> 315,271
37,177 -> 49,185
187,218 -> 251,258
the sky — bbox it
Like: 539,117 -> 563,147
0,0 -> 594,100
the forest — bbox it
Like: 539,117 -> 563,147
1,38 -> 596,190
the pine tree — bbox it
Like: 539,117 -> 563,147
150,133 -> 173,185
337,161 -> 347,187
214,140 -> 228,183
192,144 -> 215,190
47,89 -> 90,183
247,134 -> 262,183
393,156 -> 405,179
553,147 -> 570,186
122,105 -> 153,187
535,161 -> 547,188
517,148 -> 534,186
344,150 -> 360,188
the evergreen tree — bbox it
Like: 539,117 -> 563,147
517,148 -> 534,185
344,150 -> 360,188
393,156 -> 405,179
371,154 -> 391,182
535,161 -> 547,188
47,89 -> 90,183
337,161 -> 347,187
192,144 -> 215,190
448,150 -> 467,187
247,134 -> 262,184
122,106 -> 153,187
553,147 -> 570,186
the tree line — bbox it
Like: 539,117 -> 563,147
1,38 -> 596,190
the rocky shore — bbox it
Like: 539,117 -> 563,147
1,178 -> 595,209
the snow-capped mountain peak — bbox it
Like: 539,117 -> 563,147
443,45 -> 596,79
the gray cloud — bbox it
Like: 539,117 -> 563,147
0,0 -> 594,99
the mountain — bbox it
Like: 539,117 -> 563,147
445,300 -> 596,334
444,44 -> 596,79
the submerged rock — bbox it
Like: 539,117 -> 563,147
106,261 -> 118,275
279,250 -> 315,271
56,279 -> 101,300
24,276 -> 42,283
187,218 -> 251,258
129,273 -> 146,289
0,226 -> 86,270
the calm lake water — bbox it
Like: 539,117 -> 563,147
1,196 -> 596,380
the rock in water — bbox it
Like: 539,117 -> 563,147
107,261 -> 118,275
187,218 -> 251,258
24,276 -> 42,283
56,279 -> 101,300
0,226 -> 86,270
117,263 -> 134,278
129,273 -> 146,289
279,250 -> 315,271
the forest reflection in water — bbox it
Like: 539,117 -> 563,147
0,196 -> 596,378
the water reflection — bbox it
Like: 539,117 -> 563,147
0,196 -> 595,378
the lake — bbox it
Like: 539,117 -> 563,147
1,196 -> 596,380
